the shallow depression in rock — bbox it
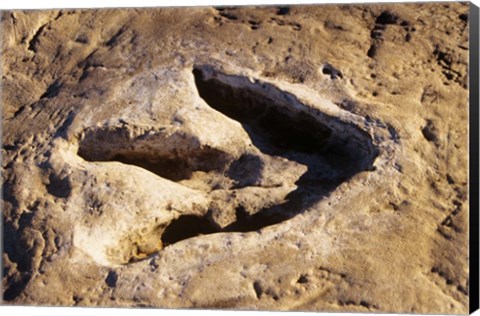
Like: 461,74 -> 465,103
75,66 -> 379,264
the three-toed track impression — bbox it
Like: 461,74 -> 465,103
77,65 -> 378,264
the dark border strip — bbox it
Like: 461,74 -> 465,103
469,2 -> 480,314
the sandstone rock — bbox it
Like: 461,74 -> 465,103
1,3 -> 471,313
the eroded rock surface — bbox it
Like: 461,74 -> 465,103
1,3 -> 470,313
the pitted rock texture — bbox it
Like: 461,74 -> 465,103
1,3 -> 470,313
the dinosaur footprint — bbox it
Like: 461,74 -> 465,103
70,65 -> 377,265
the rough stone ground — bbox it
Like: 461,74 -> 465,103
1,2 -> 470,313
